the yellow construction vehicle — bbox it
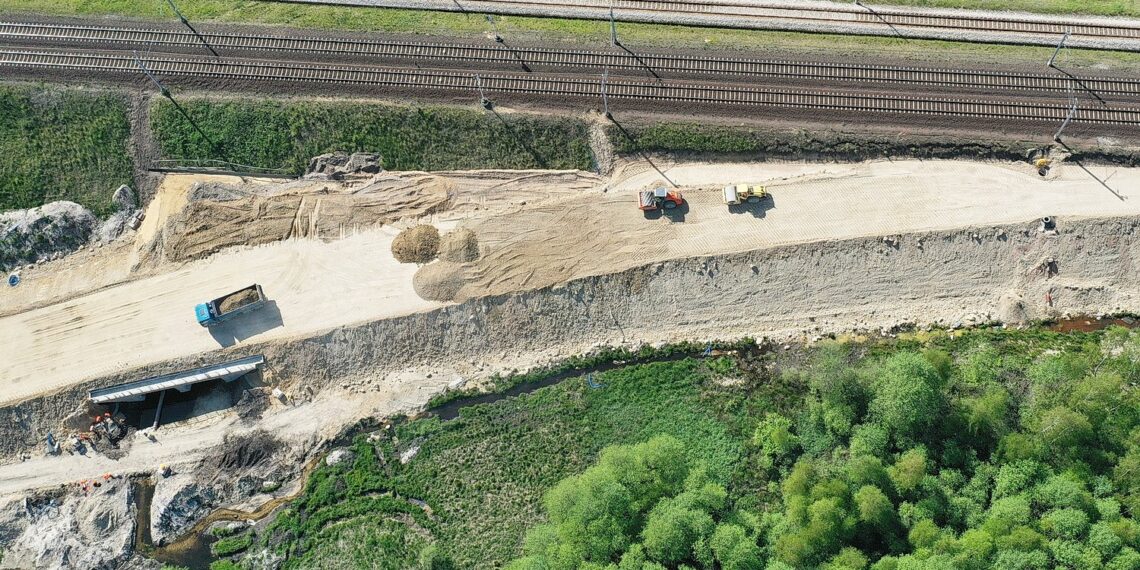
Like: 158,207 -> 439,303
1035,158 -> 1052,176
723,184 -> 767,205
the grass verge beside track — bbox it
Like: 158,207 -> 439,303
0,84 -> 133,216
607,121 -> 1140,166
150,97 -> 594,174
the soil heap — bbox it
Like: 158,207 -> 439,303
439,228 -> 480,263
392,225 -> 441,264
219,288 -> 261,313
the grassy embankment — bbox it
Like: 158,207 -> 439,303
0,84 -> 133,216
218,325 -> 1140,569
2,1 -> 1138,70
149,98 -> 594,174
606,122 -> 1140,165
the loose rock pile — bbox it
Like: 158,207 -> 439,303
305,152 -> 382,180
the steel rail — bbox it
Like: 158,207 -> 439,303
2,22 -> 1139,95
3,49 -> 1139,125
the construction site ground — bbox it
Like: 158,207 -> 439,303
3,155 -> 1140,501
2,157 -> 1140,408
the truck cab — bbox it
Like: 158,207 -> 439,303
194,303 -> 213,327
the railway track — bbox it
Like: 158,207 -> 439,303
265,0 -> 1140,48
3,22 -> 1140,96
5,49 -> 1140,125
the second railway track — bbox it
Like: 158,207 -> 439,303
4,48 -> 1140,126
3,21 -> 1140,96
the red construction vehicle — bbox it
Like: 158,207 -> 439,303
638,186 -> 683,211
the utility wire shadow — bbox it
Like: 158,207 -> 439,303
497,39 -> 533,73
614,42 -> 661,80
855,1 -> 909,42
489,106 -> 548,168
1056,140 -> 1126,202
608,114 -> 675,187
1050,66 -> 1108,106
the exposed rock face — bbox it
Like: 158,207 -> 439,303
0,478 -> 136,569
149,431 -> 295,545
0,201 -> 97,273
325,448 -> 356,466
150,473 -> 219,546
305,152 -> 382,180
112,185 -> 137,210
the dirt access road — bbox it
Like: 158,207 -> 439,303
1,159 -> 1138,407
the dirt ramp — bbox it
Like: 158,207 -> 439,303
159,175 -> 451,262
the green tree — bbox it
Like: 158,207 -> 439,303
889,448 -> 928,495
710,524 -> 763,570
870,353 -> 945,446
850,424 -> 890,459
641,499 -> 716,564
1039,508 -> 1090,541
822,547 -> 869,570
854,485 -> 895,529
753,413 -> 800,469
1036,406 -> 1093,463
962,387 -> 1011,452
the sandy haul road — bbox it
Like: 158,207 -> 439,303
1,158 -> 1138,408
455,158 -> 1140,299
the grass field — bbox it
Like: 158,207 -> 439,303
0,84 -> 133,217
2,1 -> 1138,71
150,98 -> 594,174
237,324 -> 1140,569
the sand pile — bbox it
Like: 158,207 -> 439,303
412,262 -> 466,301
219,288 -> 260,313
439,228 -> 480,263
392,225 -> 441,264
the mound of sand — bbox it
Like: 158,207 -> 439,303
412,262 -> 466,301
392,225 -> 441,264
439,228 -> 480,263
219,288 -> 261,313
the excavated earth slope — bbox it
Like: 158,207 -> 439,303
0,215 -> 1134,460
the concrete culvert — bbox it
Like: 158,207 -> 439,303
413,262 -> 466,301
439,228 -> 480,263
392,225 -> 441,264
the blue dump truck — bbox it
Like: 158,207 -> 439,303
195,284 -> 267,327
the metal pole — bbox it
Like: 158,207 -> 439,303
162,0 -> 220,57
601,69 -> 612,119
1048,28 -> 1070,68
134,51 -> 170,99
134,52 -> 228,162
152,390 -> 166,430
610,0 -> 619,47
476,74 -> 492,109
486,14 -> 503,43
1053,94 -> 1077,142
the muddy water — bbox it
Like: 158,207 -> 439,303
133,456 -> 323,569
1050,315 -> 1138,333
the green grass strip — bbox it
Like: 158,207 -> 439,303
0,84 -> 133,217
150,97 -> 594,174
